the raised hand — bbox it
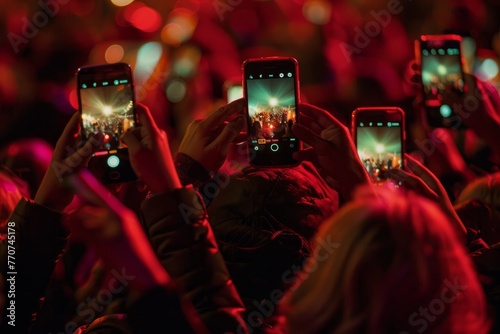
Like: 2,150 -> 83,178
385,154 -> 467,237
178,99 -> 246,173
34,113 -> 95,212
292,103 -> 371,201
121,103 -> 182,195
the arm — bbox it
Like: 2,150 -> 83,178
1,113 -> 93,332
122,103 -> 247,333
141,186 -> 247,333
0,199 -> 69,333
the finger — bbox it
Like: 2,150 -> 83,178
64,139 -> 95,169
203,99 -> 246,130
135,103 -> 159,134
121,128 -> 142,154
298,103 -> 343,129
299,113 -> 323,134
385,168 -> 437,199
404,153 -> 439,187
292,123 -> 331,152
53,112 -> 81,160
405,153 -> 431,176
210,115 -> 245,151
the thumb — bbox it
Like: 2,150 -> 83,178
211,116 -> 245,151
121,128 -> 142,155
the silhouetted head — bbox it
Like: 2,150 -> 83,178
284,185 -> 490,334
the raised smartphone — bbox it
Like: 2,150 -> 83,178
416,35 -> 465,128
77,62 -> 137,184
242,57 -> 301,167
352,107 -> 405,183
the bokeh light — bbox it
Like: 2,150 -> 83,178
105,44 -> 125,63
111,0 -> 134,7
128,5 -> 162,33
303,0 -> 331,25
166,79 -> 187,103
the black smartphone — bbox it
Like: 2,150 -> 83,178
352,107 -> 405,184
416,34 -> 465,128
242,57 -> 301,167
77,62 -> 137,184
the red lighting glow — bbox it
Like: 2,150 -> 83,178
128,6 -> 162,33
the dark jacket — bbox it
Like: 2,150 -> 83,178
1,186 -> 246,333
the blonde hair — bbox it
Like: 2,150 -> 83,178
284,185 -> 490,334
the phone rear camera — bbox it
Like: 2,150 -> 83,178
107,155 -> 120,168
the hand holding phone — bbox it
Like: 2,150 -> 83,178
34,113 -> 94,212
415,35 -> 465,128
242,57 -> 301,167
352,107 -> 405,184
77,62 -> 137,184
121,103 -> 182,194
292,103 -> 370,201
177,99 -> 246,174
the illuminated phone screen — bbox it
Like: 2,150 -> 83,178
421,45 -> 464,107
354,109 -> 404,183
418,36 -> 465,127
78,69 -> 135,152
244,58 -> 300,167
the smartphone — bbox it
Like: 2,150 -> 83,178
77,63 -> 137,184
416,35 -> 465,128
242,57 -> 301,167
352,107 -> 405,184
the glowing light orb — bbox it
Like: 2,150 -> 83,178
103,106 -> 112,115
269,98 -> 278,106
437,65 -> 447,75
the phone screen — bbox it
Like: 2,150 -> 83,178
77,63 -> 137,183
419,35 -> 464,127
78,67 -> 135,152
353,108 -> 404,183
243,58 -> 300,167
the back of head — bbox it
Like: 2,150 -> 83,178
206,161 -> 339,310
284,185 -> 490,334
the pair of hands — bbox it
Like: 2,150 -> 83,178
33,106 -> 176,293
34,103 -> 182,213
177,99 -> 371,201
